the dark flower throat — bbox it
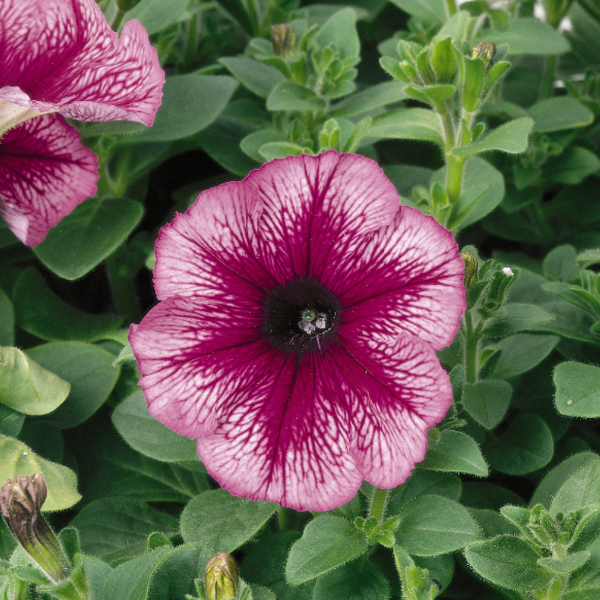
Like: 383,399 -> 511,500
261,279 -> 341,354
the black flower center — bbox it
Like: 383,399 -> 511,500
261,279 -> 341,354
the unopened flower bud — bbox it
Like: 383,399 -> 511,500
206,552 -> 238,600
271,24 -> 296,57
0,474 -> 69,583
461,252 -> 478,287
472,42 -> 496,69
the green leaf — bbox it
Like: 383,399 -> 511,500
82,556 -> 112,600
312,560 -> 390,600
82,75 -> 238,140
240,130 -> 287,162
490,333 -> 559,380
394,495 -> 480,556
418,430 -> 489,477
220,57 -> 285,99
485,413 -> 554,475
147,543 -> 214,600
550,461 -> 600,516
98,546 -> 171,600
0,288 -> 14,346
241,531 -> 314,600
366,108 -> 443,143
0,347 -> 70,415
546,146 -> 600,185
538,551 -> 590,574
470,508 -> 520,538
554,362 -> 600,418
267,82 -> 326,111
482,304 -> 554,337
453,118 -> 533,157
543,244 -> 579,282
286,516 -> 368,585
313,8 -> 360,60
388,0 -> 446,23
462,380 -> 512,430
76,420 -> 209,504
112,391 -> 199,462
33,197 -> 143,281
481,18 -> 570,55
529,97 -> 594,132
464,536 -> 553,591
26,342 -> 119,429
0,434 -> 80,510
330,81 -> 407,117
124,0 -> 188,34
388,471 -> 461,514
0,404 -> 24,437
180,489 -> 278,553
530,452 -> 600,508
70,498 -> 178,564
259,142 -> 311,160
13,270 -> 122,342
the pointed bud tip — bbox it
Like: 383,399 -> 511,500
206,552 -> 238,600
461,252 -> 478,287
271,24 -> 297,57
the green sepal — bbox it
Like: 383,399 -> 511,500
482,61 -> 511,98
380,57 -> 409,82
431,37 -> 456,83
461,57 -> 486,112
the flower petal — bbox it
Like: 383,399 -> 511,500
246,151 -> 400,283
197,351 -> 362,512
0,0 -> 164,125
332,332 -> 453,488
0,114 -> 98,246
153,181 -> 275,303
332,206 -> 466,350
129,295 -> 266,439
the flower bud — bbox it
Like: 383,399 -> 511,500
205,552 -> 238,600
0,474 -> 69,583
472,42 -> 496,69
461,252 -> 478,287
271,24 -> 296,57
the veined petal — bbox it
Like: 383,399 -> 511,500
197,351 -> 362,512
0,0 -> 164,126
333,206 -> 466,350
246,151 -> 400,283
153,181 -> 275,303
331,332 -> 453,488
129,295 -> 266,439
0,114 -> 98,246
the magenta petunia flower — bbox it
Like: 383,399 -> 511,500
0,0 -> 165,246
129,152 -> 466,511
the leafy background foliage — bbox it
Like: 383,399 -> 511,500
2,0 -> 600,598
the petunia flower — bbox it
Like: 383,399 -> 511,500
129,151 -> 466,512
0,0 -> 164,246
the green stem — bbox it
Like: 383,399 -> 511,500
445,0 -> 458,17
541,55 -> 556,100
278,507 -> 294,530
369,487 -> 390,523
528,203 -> 554,247
112,8 -> 125,31
446,153 -> 466,205
106,250 -> 140,323
465,312 -> 479,384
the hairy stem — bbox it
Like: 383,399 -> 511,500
369,487 -> 390,523
465,312 -> 479,384
541,55 -> 556,100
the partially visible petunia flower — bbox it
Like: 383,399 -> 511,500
129,151 -> 466,512
0,0 -> 165,246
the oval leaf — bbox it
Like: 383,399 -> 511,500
33,197 -> 143,281
453,118 -> 534,157
394,495 -> 480,556
0,347 -> 70,415
180,489 -> 278,553
554,362 -> 600,418
286,516 -> 368,585
112,391 -> 199,462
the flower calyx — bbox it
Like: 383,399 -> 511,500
354,515 -> 400,548
0,474 -> 70,584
